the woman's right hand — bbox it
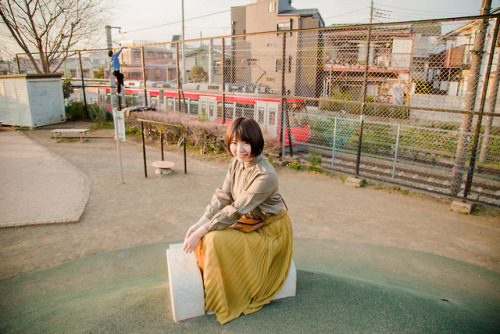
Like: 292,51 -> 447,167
185,223 -> 199,240
184,216 -> 210,240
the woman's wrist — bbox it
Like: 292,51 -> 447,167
194,225 -> 208,238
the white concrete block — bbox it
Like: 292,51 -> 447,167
273,260 -> 297,300
345,176 -> 365,187
166,243 -> 297,321
450,200 -> 475,214
166,247 -> 205,322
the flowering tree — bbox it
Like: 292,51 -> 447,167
0,0 -> 110,73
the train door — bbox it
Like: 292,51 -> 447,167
255,101 -> 279,138
199,96 -> 217,121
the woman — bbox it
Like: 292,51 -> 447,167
183,117 -> 293,324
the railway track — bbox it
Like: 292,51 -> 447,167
290,150 -> 500,207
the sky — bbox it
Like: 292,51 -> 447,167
109,0 -> 500,46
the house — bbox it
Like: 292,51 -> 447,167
114,41 -> 176,84
408,10 -> 500,124
64,53 -> 108,79
184,44 -> 229,85
322,23 -> 442,106
230,0 -> 324,96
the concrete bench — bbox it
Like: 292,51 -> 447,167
152,161 -> 175,175
50,128 -> 89,142
166,243 -> 296,322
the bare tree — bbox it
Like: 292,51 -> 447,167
0,0 -> 111,73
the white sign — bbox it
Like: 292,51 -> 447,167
113,110 -> 126,142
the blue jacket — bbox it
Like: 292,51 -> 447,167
110,47 -> 124,72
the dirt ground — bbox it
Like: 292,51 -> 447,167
0,121 -> 499,283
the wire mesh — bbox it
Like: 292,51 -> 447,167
10,14 -> 500,205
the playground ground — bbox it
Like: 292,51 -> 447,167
0,122 -> 499,333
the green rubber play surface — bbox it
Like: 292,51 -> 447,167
1,239 -> 499,333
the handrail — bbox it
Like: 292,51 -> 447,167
138,119 -> 187,177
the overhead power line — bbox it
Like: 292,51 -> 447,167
323,7 -> 370,20
377,3 -> 476,16
122,9 -> 230,34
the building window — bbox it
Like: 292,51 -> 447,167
277,22 -> 290,31
268,1 -> 275,13
277,19 -> 293,36
276,59 -> 282,72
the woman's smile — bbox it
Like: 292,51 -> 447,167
230,140 -> 252,163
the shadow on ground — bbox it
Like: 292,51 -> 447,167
1,239 -> 499,334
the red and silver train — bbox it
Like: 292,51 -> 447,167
99,87 -> 310,145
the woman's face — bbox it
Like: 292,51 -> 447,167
230,138 -> 252,164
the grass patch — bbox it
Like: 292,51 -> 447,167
125,127 -> 141,136
89,123 -> 114,130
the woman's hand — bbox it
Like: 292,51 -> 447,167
183,231 -> 202,253
185,223 -> 199,240
183,216 -> 210,253
183,227 -> 207,253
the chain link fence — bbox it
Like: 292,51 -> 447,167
13,14 -> 500,206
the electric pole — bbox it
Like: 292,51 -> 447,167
105,25 -> 125,184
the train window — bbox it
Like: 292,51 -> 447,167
209,104 -> 214,117
258,107 -> 265,123
269,111 -> 276,126
201,101 -> 206,112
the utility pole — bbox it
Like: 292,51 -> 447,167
355,0 -> 373,175
182,0 -> 186,84
479,37 -> 500,162
450,0 -> 491,195
105,25 -> 125,184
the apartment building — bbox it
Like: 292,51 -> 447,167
230,0 -> 324,97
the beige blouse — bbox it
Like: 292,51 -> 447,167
203,154 -> 284,231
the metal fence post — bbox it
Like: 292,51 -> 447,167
78,51 -> 89,119
142,121 -> 147,178
176,43 -> 181,113
222,37 -> 226,124
331,117 -> 338,168
392,124 -> 402,181
280,33 -> 286,157
141,46 -> 148,107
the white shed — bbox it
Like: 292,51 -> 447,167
0,74 -> 66,127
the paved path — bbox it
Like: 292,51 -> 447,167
0,129 -> 90,227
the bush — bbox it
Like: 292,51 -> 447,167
125,111 -> 281,155
62,78 -> 74,99
65,101 -> 87,120
88,104 -> 112,125
188,66 -> 208,83
319,91 -> 352,112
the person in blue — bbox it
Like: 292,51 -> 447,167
108,47 -> 125,95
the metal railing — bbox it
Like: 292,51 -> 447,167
138,119 -> 187,177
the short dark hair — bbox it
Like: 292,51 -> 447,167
225,117 -> 264,157
108,50 -> 113,57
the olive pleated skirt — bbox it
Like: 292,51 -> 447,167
195,210 -> 293,324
